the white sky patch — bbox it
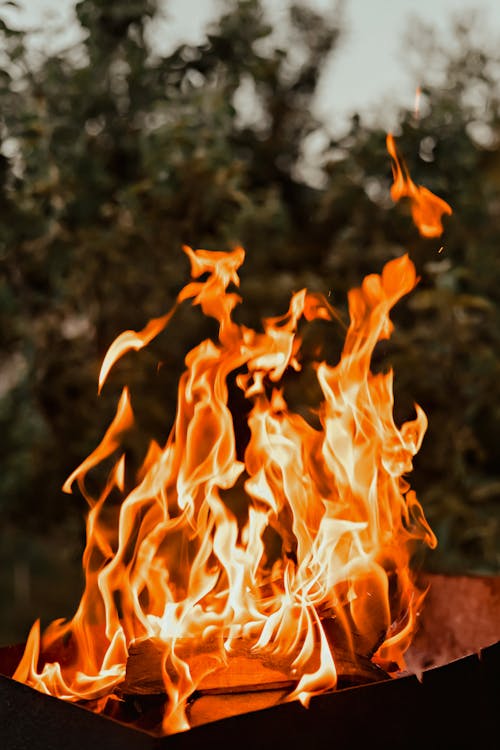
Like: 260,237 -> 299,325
3,0 -> 500,133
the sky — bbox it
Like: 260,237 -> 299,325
4,0 -> 500,134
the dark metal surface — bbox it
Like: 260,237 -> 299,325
1,640 -> 499,750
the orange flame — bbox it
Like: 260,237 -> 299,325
387,133 -> 452,238
13,244 -> 436,734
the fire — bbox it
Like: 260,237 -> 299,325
14,143 -> 442,736
387,132 -> 452,238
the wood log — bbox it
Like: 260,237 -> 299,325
118,633 -> 388,734
120,632 -> 388,698
187,688 -> 290,728
121,636 -> 297,696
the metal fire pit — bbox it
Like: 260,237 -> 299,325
1,573 -> 499,750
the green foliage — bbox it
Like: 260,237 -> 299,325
0,0 -> 499,641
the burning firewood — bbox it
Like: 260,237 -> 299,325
187,689 -> 292,728
121,632 -> 389,699
121,637 -> 295,696
12,235 -> 441,735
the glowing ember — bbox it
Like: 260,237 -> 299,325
13,140 -> 444,736
387,133 -> 452,238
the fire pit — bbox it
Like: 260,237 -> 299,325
1,573 -> 499,748
4,135 -> 496,746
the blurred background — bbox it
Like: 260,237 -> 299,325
1,0 -> 499,646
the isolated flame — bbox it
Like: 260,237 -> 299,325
387,133 -> 452,238
14,242 -> 437,734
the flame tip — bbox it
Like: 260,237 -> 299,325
387,132 -> 452,238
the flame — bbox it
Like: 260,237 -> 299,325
387,133 -> 452,238
13,242 -> 437,734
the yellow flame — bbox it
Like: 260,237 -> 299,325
15,246 -> 436,734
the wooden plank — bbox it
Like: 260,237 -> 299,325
121,637 -> 296,696
188,688 -> 290,728
121,633 -> 388,698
